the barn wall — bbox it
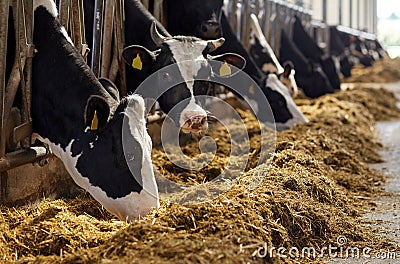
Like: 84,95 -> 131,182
309,0 -> 377,34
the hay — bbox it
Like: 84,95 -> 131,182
343,57 -> 400,83
1,83 -> 400,262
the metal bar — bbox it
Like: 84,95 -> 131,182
241,0 -> 251,50
357,0 -> 360,30
100,0 -> 114,78
19,0 -> 33,147
59,0 -> 70,32
153,0 -> 166,26
71,0 -> 82,54
0,0 -> 9,158
91,0 -> 104,76
322,0 -> 327,23
263,0 -> 271,42
372,0 -> 377,34
0,146 -> 50,173
78,0 -> 89,60
3,0 -> 24,145
114,0 -> 127,96
229,0 -> 239,37
338,0 -> 342,25
273,2 -> 282,57
349,0 -> 353,28
141,0 -> 150,10
0,0 -> 10,201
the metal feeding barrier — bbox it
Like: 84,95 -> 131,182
0,0 -> 49,174
223,0 -> 312,56
0,0 -> 53,203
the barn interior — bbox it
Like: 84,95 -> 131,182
1,0 -> 400,263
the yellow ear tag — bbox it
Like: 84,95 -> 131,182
219,61 -> 231,76
91,110 -> 99,130
132,54 -> 143,70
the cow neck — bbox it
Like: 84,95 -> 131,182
32,7 -> 115,149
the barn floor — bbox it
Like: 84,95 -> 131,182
1,58 -> 400,263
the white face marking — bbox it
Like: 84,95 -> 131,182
124,94 -> 158,203
165,39 -> 209,127
266,74 -> 308,128
34,0 -> 74,47
61,27 -> 74,46
332,55 -> 341,74
280,69 -> 299,98
249,14 -> 299,98
165,39 -> 208,92
249,14 -> 284,74
33,0 -> 58,17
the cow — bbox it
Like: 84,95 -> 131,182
329,26 -> 354,78
82,0 -> 246,134
292,16 -> 341,91
22,0 -> 159,221
337,30 -> 374,67
165,0 -> 308,130
122,23 -> 246,133
248,14 -> 298,97
279,30 -> 334,99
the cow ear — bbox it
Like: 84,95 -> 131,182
282,61 -> 293,78
122,45 -> 156,71
85,95 -> 111,131
210,53 -> 246,77
99,78 -> 120,101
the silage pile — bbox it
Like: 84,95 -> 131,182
343,57 -> 400,83
1,87 -> 400,263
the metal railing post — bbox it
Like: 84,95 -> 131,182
100,0 -> 114,78
91,0 -> 104,76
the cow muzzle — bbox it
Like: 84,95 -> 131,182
181,113 -> 208,134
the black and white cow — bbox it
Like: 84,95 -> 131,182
329,26 -> 354,78
165,0 -> 308,130
248,14 -> 298,97
29,0 -> 158,221
83,0 -> 245,134
122,23 -> 246,133
292,16 -> 341,91
280,30 -> 334,99
337,30 -> 374,67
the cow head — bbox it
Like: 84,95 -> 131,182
123,22 -> 245,134
250,36 -> 298,98
263,74 -> 307,130
77,93 -> 158,221
296,63 -> 334,98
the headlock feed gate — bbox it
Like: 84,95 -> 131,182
0,0 -> 378,205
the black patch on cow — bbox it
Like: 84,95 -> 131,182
75,112 -> 144,198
